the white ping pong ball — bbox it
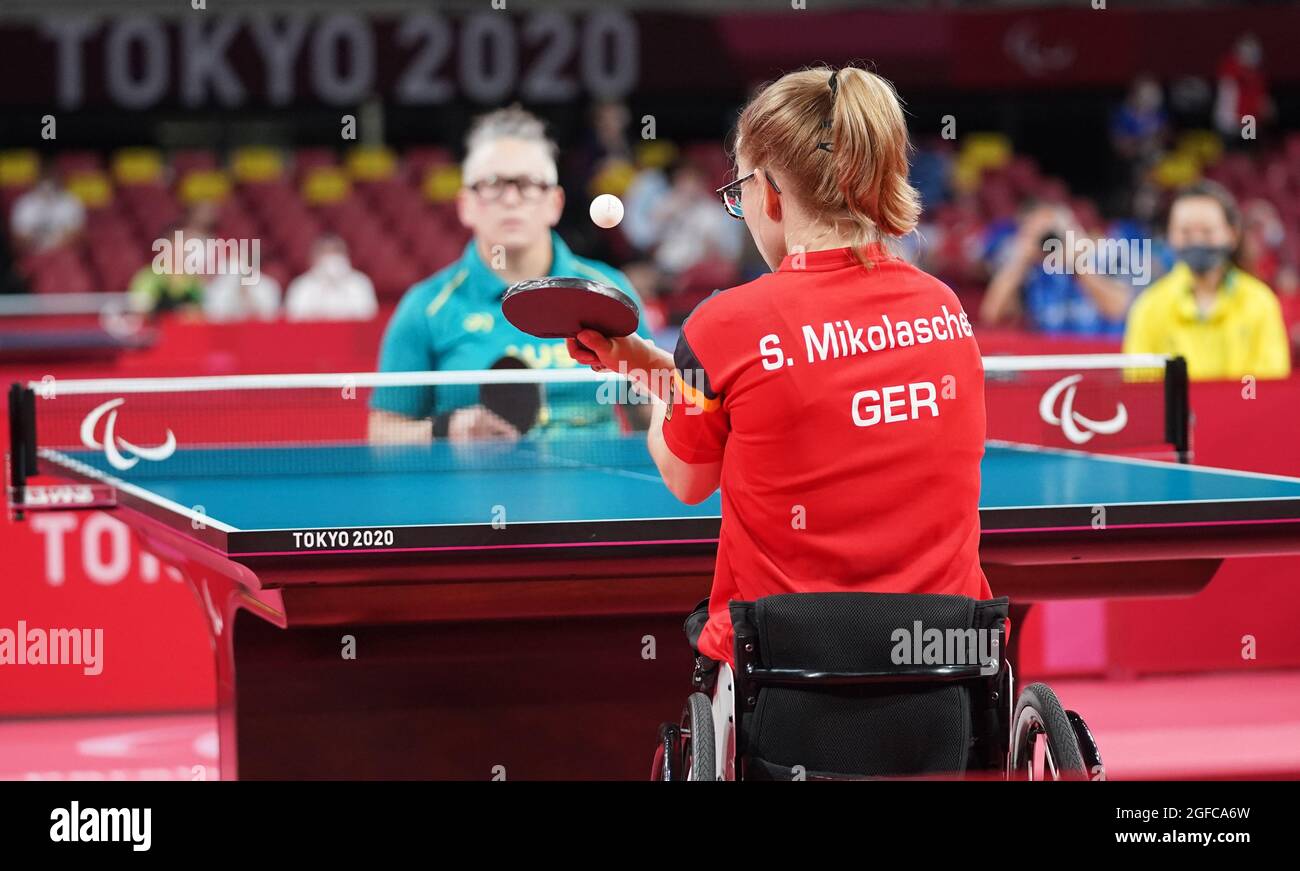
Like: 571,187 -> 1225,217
589,194 -> 625,229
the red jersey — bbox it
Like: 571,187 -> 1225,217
1218,55 -> 1267,119
662,245 -> 991,664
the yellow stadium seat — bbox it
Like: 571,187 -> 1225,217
1151,153 -> 1202,189
422,165 -> 462,203
346,146 -> 398,181
950,157 -> 983,195
302,166 -> 352,204
635,140 -> 678,170
178,169 -> 232,204
65,171 -> 113,208
231,146 -> 285,183
589,159 -> 637,197
112,148 -> 165,185
1176,130 -> 1224,167
0,150 -> 40,187
961,133 -> 1013,171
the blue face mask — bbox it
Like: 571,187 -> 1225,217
1177,245 -> 1232,276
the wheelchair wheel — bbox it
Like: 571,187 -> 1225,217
651,693 -> 715,781
1067,710 -> 1104,781
1010,683 -> 1087,780
683,692 -> 716,781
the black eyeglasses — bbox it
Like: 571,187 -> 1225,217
466,175 -> 554,201
715,170 -> 781,220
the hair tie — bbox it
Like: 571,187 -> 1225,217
815,70 -> 839,152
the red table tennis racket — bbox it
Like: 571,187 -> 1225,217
502,276 -> 639,354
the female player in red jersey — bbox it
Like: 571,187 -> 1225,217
569,66 -> 991,665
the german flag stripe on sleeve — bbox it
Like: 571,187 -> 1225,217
672,331 -> 721,413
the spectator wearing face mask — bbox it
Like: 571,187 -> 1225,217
1124,181 -> 1290,380
10,168 -> 84,255
203,269 -> 282,322
283,235 -> 378,321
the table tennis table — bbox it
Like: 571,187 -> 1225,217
0,327 -> 154,364
0,292 -> 154,364
10,369 -> 1300,780
22,436 -> 1300,590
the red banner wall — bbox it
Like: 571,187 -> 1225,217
1,317 -> 386,716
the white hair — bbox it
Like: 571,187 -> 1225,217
463,105 -> 559,184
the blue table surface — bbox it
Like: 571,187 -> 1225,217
50,437 -> 1300,532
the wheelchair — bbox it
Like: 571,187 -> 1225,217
652,592 -> 1102,781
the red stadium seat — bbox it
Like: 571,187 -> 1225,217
54,151 -> 103,179
662,257 -> 740,324
0,185 -> 28,216
259,260 -> 292,289
404,146 -> 455,180
294,148 -> 338,181
118,183 -> 183,236
90,256 -> 143,293
682,142 -> 733,190
366,256 -> 423,301
355,177 -> 409,204
393,195 -> 431,220
25,248 -> 94,295
172,149 -> 219,178
409,228 -> 468,273
392,214 -> 440,251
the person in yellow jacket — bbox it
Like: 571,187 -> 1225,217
1124,181 -> 1290,380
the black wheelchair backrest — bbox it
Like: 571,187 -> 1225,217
728,592 -> 1010,779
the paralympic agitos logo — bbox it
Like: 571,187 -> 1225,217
1038,374 -> 1128,445
80,399 -> 177,471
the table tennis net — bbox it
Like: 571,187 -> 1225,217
10,354 -> 1188,486
982,353 -> 1186,459
15,370 -> 661,481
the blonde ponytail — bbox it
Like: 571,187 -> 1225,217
828,68 -> 920,239
735,65 -> 921,257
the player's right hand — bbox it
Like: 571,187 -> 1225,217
568,331 -> 657,375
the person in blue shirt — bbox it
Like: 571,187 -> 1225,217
978,202 -> 1145,336
369,106 -> 652,442
1110,76 -> 1168,166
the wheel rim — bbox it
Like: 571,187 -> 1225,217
1012,707 -> 1061,781
679,703 -> 699,780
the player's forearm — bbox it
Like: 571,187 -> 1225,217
647,398 -> 721,504
367,410 -> 433,444
646,399 -> 692,500
621,337 -> 676,403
